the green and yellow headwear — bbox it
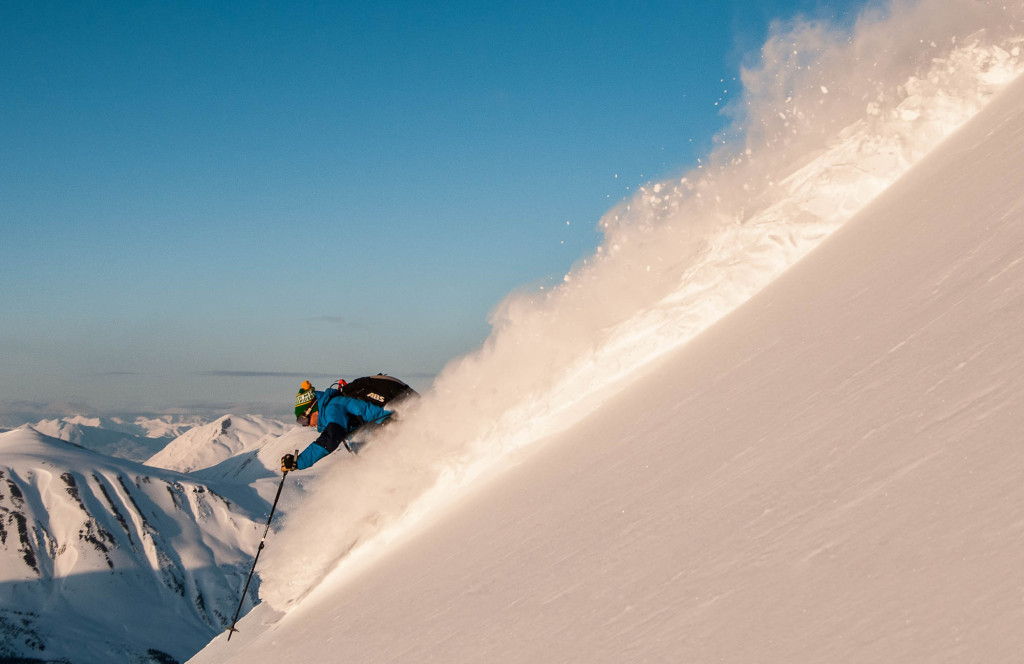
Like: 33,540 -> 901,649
294,380 -> 318,421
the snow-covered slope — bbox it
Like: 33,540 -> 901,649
196,63 -> 1024,664
190,4 -> 1024,662
0,426 -> 274,663
222,1 -> 1024,614
145,414 -> 292,475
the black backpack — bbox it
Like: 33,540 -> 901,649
338,374 -> 417,407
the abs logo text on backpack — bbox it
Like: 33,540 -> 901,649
341,374 -> 416,407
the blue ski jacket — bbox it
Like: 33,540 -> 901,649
295,388 -> 392,469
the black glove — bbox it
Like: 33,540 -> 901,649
281,453 -> 297,472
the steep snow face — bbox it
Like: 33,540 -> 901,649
254,0 -> 1024,611
145,414 -> 292,475
0,427 -> 270,663
192,53 -> 1024,664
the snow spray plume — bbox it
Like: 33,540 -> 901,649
259,0 -> 1024,609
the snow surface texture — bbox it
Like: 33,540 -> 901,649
245,0 -> 1024,617
197,49 -> 1024,664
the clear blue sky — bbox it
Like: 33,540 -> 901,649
1,0 -> 868,420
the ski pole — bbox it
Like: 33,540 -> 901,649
227,457 -> 293,640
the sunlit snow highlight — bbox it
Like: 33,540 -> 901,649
254,0 -> 1024,611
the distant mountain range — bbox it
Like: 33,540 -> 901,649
26,414 -> 207,461
0,414 -> 312,663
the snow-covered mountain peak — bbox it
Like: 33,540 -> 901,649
145,414 -> 293,475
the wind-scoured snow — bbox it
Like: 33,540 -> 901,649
242,0 -> 1024,619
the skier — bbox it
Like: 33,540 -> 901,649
282,376 -> 413,471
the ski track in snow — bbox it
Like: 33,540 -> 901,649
255,1 -> 1024,614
